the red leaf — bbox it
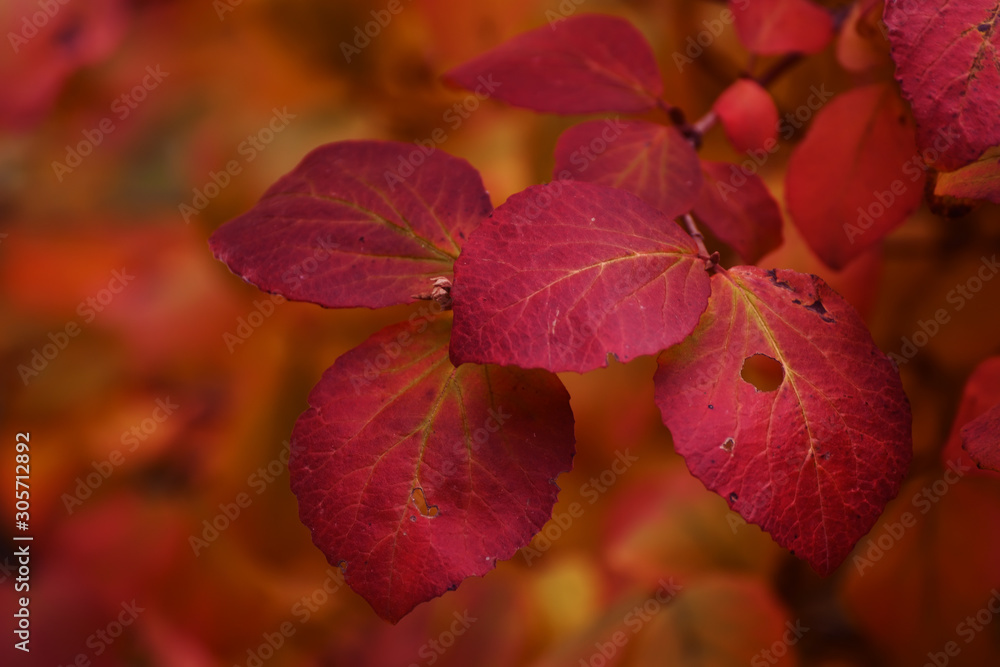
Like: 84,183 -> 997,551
730,0 -> 833,55
450,181 -> 712,373
692,160 -> 784,265
552,119 -> 702,219
712,80 -> 779,154
209,141 -> 491,309
950,356 -> 1000,473
785,83 -> 924,270
653,266 -> 912,575
934,146 -> 1000,204
836,0 -> 886,73
290,319 -> 575,623
963,403 -> 1000,472
884,0 -> 1000,171
444,14 -> 663,114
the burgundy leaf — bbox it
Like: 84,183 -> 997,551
654,266 -> 912,575
692,160 -> 784,265
445,14 -> 663,114
963,403 -> 1000,472
884,0 -> 1000,171
290,319 -> 575,623
553,119 -> 702,219
209,141 -> 491,309
450,181 -> 712,373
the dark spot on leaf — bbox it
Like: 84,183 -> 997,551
708,404 -> 714,410
741,354 -> 784,392
766,269 -> 794,291
722,437 -> 735,453
792,299 -> 802,305
805,297 -> 835,322
728,492 -> 738,503
411,487 -> 439,518
978,23 -> 990,33
359,236 -> 365,242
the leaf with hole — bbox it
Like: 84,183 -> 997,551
290,318 -> 575,622
450,181 -> 713,373
553,119 -> 702,219
785,83 -> 924,270
884,0 -> 1000,171
444,14 -> 663,114
653,266 -> 912,575
209,140 -> 491,309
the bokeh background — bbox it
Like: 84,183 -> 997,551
2,0 -> 999,665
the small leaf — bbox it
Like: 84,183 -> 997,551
654,266 -> 912,575
962,403 -> 1000,472
712,80 -> 779,154
450,181 -> 713,373
730,0 -> 833,55
785,83 -> 924,270
836,0 -> 886,73
884,0 -> 1000,170
934,146 -> 1000,204
692,160 -> 784,265
553,119 -> 702,219
290,319 -> 575,623
444,14 -> 663,114
209,140 -> 491,309
955,356 -> 1000,473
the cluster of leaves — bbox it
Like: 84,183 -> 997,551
209,0 -> 1000,622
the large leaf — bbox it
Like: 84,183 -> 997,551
445,14 -> 663,114
935,146 -> 1000,204
290,319 -> 575,622
209,141 -> 491,309
450,181 -> 712,373
553,119 -> 702,219
884,0 -> 1000,171
712,79 -> 779,154
692,160 -> 784,265
785,83 -> 924,270
654,266 -> 912,575
730,0 -> 833,55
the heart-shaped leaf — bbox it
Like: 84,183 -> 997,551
654,266 -> 912,575
209,140 -> 492,309
445,14 -> 663,114
450,181 -> 712,373
290,318 -> 575,622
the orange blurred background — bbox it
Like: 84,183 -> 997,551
1,1 -> 999,665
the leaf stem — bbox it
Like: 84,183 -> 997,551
682,213 -> 719,270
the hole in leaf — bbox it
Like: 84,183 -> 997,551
411,487 -> 439,518
721,437 -> 735,453
741,354 -> 784,392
